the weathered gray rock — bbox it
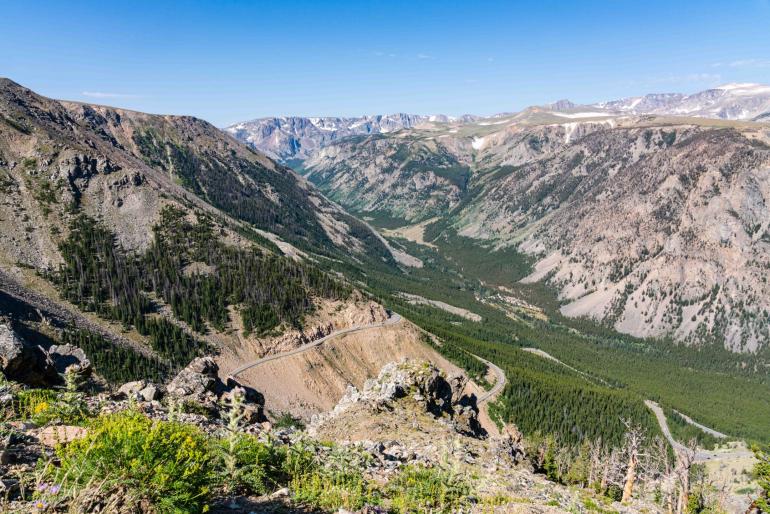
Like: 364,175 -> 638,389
138,383 -> 160,402
117,380 -> 147,399
167,357 -> 264,422
167,357 -> 218,401
47,343 -> 92,376
0,322 -> 51,385
310,359 -> 482,437
0,322 -> 35,379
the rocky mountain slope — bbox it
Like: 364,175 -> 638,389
462,121 -> 770,352
224,113 -> 479,162
297,104 -> 770,351
0,78 -> 395,270
595,83 -> 770,120
304,133 -> 472,223
0,78 -> 420,391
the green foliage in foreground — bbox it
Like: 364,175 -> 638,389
50,411 -> 213,513
37,410 -> 474,513
753,446 -> 770,512
387,465 -> 471,513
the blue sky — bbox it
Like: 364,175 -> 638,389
3,0 -> 770,126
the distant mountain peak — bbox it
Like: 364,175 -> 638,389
547,99 -> 577,111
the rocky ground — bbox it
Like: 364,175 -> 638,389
1,315 -> 667,513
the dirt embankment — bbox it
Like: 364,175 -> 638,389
217,311 -> 498,435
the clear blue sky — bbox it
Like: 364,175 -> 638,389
3,0 -> 770,126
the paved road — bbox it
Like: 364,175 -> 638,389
673,409 -> 728,439
645,400 -> 685,452
227,313 -> 403,379
522,347 -> 610,386
472,354 -> 506,404
521,348 -> 753,463
645,400 -> 753,463
227,312 -> 506,406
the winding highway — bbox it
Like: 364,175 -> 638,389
522,347 -> 754,464
227,312 -> 403,379
473,354 -> 506,404
227,311 -> 506,406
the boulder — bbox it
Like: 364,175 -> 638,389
167,357 -> 218,401
0,322 -> 50,385
37,425 -> 88,447
116,380 -> 147,399
167,357 -> 264,422
138,384 -> 160,402
220,386 -> 263,424
47,344 -> 92,377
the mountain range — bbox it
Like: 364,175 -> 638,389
2,77 -> 769,513
279,85 -> 770,352
225,113 -> 479,162
226,83 -> 770,163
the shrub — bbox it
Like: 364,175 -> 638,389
213,433 -> 287,495
14,371 -> 91,426
51,411 -> 213,513
284,440 -> 380,511
272,411 -> 306,430
14,389 -> 58,423
387,465 -> 471,513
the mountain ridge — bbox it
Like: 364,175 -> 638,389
226,83 -> 770,164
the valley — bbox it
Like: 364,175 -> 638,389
1,76 -> 769,513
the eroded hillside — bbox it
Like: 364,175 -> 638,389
296,106 -> 770,351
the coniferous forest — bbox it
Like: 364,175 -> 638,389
49,207 -> 350,379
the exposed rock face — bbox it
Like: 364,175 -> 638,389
166,357 -> 265,421
0,77 -> 394,273
310,359 -> 482,437
304,136 -> 470,223
47,344 -> 92,376
249,299 -> 390,357
458,126 -> 770,351
0,321 -> 55,386
0,322 -> 39,383
301,105 -> 770,351
167,357 -> 220,406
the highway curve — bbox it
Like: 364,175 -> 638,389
227,313 -> 403,379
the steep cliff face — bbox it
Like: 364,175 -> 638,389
458,125 -> 770,351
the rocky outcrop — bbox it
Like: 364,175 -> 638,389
166,357 -> 264,422
116,380 -> 161,402
47,344 -> 92,377
0,322 -> 42,384
0,320 -> 96,386
310,359 -> 482,437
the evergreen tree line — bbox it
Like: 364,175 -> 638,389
50,207 -> 350,379
62,329 -> 167,383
